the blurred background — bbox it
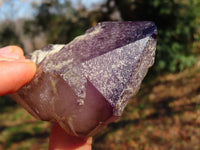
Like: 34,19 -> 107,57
0,0 -> 200,149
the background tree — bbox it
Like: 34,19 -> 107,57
1,0 -> 200,73
111,0 -> 200,72
0,22 -> 23,48
24,0 -> 91,44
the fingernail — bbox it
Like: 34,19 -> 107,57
0,53 -> 20,59
15,59 -> 33,62
0,46 -> 13,53
0,58 -> 34,63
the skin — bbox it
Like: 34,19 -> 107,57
0,46 -> 92,150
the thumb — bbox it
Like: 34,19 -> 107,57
0,46 -> 36,96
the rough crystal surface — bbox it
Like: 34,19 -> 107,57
12,21 -> 157,137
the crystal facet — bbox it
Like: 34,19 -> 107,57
12,21 -> 157,137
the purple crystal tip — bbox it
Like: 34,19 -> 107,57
12,21 -> 157,137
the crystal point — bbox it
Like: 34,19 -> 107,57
12,21 -> 157,137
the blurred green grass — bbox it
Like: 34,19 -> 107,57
0,98 -> 50,150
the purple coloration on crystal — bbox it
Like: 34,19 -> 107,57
12,21 -> 157,137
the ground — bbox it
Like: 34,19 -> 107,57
0,60 -> 200,150
93,59 -> 200,150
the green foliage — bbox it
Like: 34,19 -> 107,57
114,0 -> 200,73
33,126 -> 43,133
23,0 -> 200,73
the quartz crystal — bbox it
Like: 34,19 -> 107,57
12,21 -> 157,137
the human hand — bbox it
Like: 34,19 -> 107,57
0,46 -> 92,150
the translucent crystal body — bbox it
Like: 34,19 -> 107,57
12,21 -> 157,137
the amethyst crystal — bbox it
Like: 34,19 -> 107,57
12,21 -> 157,137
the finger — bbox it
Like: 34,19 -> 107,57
49,123 -> 92,150
0,45 -> 24,55
0,59 -> 36,96
0,46 -> 25,59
